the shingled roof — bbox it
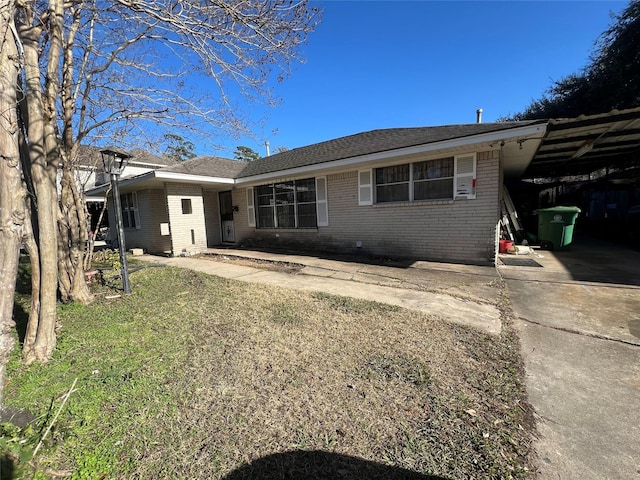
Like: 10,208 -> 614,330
76,145 -> 178,169
237,121 -> 542,178
161,155 -> 247,178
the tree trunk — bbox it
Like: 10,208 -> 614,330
58,165 -> 93,304
19,5 -> 61,364
0,2 -> 24,405
21,204 -> 42,363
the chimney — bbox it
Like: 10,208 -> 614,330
265,141 -> 270,156
476,108 -> 483,124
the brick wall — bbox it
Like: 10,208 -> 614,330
165,183 -> 207,254
233,149 -> 501,265
108,188 -> 171,254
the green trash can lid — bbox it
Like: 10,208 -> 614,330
534,206 -> 581,214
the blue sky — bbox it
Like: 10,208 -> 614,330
210,0 -> 628,158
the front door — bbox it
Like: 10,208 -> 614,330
219,191 -> 235,243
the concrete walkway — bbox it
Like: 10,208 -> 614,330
138,248 -> 502,335
498,238 -> 640,480
137,239 -> 640,479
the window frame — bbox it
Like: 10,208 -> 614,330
181,198 -> 193,215
371,154 -> 476,204
375,164 -> 410,203
412,157 -> 455,201
253,177 -> 319,229
120,192 -> 140,229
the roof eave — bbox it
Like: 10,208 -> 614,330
84,169 -> 237,197
154,171 -> 236,184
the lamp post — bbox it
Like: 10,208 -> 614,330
100,146 -> 133,294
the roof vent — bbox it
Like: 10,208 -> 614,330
476,108 -> 483,124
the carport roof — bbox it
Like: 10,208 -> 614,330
525,107 -> 640,178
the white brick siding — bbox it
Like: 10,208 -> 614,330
165,183 -> 207,254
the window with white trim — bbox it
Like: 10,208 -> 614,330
253,177 -> 320,228
413,157 -> 454,200
371,154 -> 475,203
120,192 -> 140,228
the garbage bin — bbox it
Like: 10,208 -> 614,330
535,206 -> 581,251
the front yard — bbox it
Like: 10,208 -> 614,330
2,264 -> 535,479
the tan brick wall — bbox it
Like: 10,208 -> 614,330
234,150 -> 501,265
166,183 -> 207,254
108,188 -> 171,254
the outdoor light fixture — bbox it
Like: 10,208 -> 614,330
101,145 -> 131,175
100,146 -> 133,294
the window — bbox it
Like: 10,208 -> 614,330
296,178 -> 318,228
375,164 -> 409,203
253,178 -> 319,229
275,181 -> 296,228
120,192 -> 139,229
181,198 -> 192,214
256,185 -> 276,228
413,157 -> 454,200
372,154 -> 475,203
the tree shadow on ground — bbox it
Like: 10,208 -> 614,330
223,450 -> 449,480
12,258 -> 32,345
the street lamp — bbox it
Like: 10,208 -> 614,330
100,146 -> 133,294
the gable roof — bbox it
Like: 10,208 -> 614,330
85,120 -> 547,196
237,121 -> 542,178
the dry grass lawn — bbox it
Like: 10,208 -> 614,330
4,265 -> 535,479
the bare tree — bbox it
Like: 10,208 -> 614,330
0,0 -> 320,384
0,1 -> 24,404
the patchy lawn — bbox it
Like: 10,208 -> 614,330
2,265 -> 535,479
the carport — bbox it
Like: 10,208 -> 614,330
499,108 -> 640,480
506,107 -> 640,247
525,107 -> 640,178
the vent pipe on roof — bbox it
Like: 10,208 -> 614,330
476,108 -> 483,124
265,141 -> 270,157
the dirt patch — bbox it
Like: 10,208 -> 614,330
202,253 -> 303,274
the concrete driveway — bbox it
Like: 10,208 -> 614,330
498,238 -> 640,479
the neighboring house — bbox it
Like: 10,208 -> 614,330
85,108 -> 640,265
76,146 -> 178,196
73,146 -> 177,230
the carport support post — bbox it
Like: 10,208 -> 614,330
110,173 -> 131,294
